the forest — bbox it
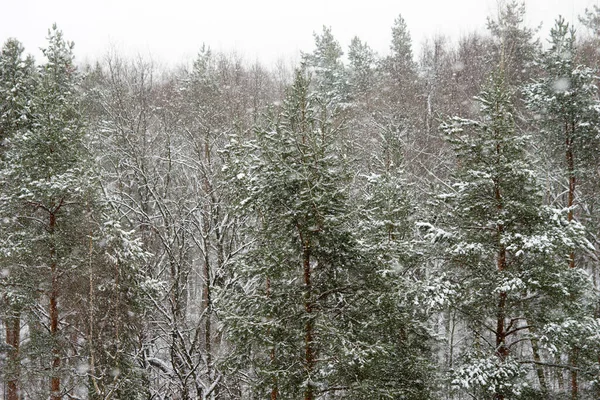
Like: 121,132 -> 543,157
2,2 -> 600,399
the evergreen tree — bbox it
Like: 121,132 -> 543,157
487,1 -> 540,88
347,36 -> 376,106
0,26 -> 148,400
435,72 -> 591,399
379,14 -> 420,133
387,14 -> 417,79
0,38 -> 35,150
525,17 -> 600,397
303,26 -> 348,107
525,17 -> 600,266
224,68 -> 433,399
0,36 -> 36,400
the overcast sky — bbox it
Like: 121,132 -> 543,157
0,0 -> 598,67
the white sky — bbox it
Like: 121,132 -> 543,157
0,0 -> 598,68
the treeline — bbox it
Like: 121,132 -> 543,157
2,2 -> 600,399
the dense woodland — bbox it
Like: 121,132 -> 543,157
3,2 -> 600,399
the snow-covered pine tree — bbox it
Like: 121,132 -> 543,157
525,17 -> 600,268
435,71 -> 591,399
353,121 -> 436,399
347,36 -> 376,107
303,26 -> 348,108
525,17 -> 600,397
486,1 -> 540,89
0,37 -> 37,400
223,67 -> 433,399
378,14 -> 421,136
1,26 -> 149,400
0,38 -> 35,150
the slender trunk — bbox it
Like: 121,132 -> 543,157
49,212 -> 61,400
88,216 -> 103,400
203,253 -> 212,390
494,290 -> 507,400
6,313 -> 21,400
557,359 -> 565,392
566,128 -> 576,269
171,259 -> 189,400
571,348 -> 579,400
494,159 -> 507,400
566,123 -> 579,398
266,277 -> 278,400
302,237 -> 314,400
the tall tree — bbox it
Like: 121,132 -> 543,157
0,36 -> 36,400
436,71 -> 591,399
347,36 -> 376,107
0,25 -> 91,400
525,17 -> 600,397
224,68 -> 433,399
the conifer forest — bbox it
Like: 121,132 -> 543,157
4,2 -> 600,399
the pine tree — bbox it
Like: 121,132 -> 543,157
525,17 -> 600,267
0,36 -> 36,400
347,36 -> 376,106
487,1 -> 540,88
387,14 -> 416,79
525,17 -> 600,397
1,26 -> 149,400
379,14 -> 420,132
435,71 -> 591,399
303,26 -> 348,107
224,68 -> 433,399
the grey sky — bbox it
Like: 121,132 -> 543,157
0,0 -> 597,67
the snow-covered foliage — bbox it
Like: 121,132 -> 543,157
4,8 -> 600,400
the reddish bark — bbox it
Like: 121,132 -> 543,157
302,238 -> 314,400
49,211 -> 61,400
6,314 -> 21,400
494,145 -> 507,400
266,277 -> 278,400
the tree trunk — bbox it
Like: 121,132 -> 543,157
566,127 -> 576,270
203,252 -> 212,396
494,168 -> 507,400
266,277 -> 278,400
49,211 -> 61,400
566,124 -> 579,398
571,348 -> 578,400
302,237 -> 314,400
6,313 -> 21,400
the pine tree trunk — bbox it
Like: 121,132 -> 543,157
566,127 -> 576,270
302,237 -> 314,400
566,123 -> 578,399
6,313 -> 20,400
571,348 -> 579,400
494,172 -> 507,400
49,211 -> 61,400
266,277 -> 278,400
